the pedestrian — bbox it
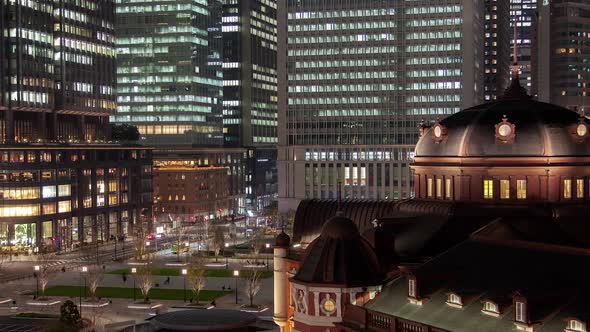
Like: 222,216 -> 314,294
166,276 -> 170,284
122,273 -> 127,283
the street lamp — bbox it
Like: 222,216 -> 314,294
184,242 -> 189,263
33,265 -> 40,299
233,270 -> 239,304
145,241 -> 151,263
9,239 -> 16,262
80,266 -> 87,317
265,243 -> 270,271
131,267 -> 137,302
224,243 -> 229,269
181,268 -> 187,302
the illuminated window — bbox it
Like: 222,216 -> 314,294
58,201 -> 71,213
568,319 -> 586,332
483,301 -> 499,313
577,179 -> 584,198
436,178 -> 442,198
447,293 -> 462,305
500,180 -> 510,199
564,179 -> 572,199
408,279 -> 416,298
515,301 -> 526,323
445,178 -> 451,199
427,178 -> 433,197
517,180 -> 527,199
483,180 -> 494,199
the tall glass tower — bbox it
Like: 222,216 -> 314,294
113,0 -> 224,147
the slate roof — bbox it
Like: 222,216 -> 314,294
366,240 -> 590,332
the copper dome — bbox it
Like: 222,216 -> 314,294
275,230 -> 291,248
415,99 -> 590,158
292,214 -> 386,287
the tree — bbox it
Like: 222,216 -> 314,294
243,270 -> 262,307
133,224 -> 147,261
172,225 -> 188,262
36,244 -> 57,297
0,248 -> 9,274
60,300 -> 81,326
251,229 -> 265,263
136,264 -> 153,303
211,226 -> 225,262
86,265 -> 104,300
187,255 -> 207,304
110,123 -> 140,141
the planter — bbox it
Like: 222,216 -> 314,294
80,299 -> 110,307
239,304 -> 268,313
127,302 -> 162,310
26,299 -> 61,306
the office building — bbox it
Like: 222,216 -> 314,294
484,0 -> 511,102
153,164 -> 229,223
113,0 -> 224,147
153,148 -> 248,216
537,0 -> 590,114
222,0 -> 278,210
0,0 -> 153,251
277,0 -> 484,211
510,0 -> 537,95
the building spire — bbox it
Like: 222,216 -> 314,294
502,15 -> 530,100
336,180 -> 344,216
511,15 -> 520,80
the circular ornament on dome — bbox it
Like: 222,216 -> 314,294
431,120 -> 447,143
495,116 -> 516,143
498,124 -> 512,137
577,123 -> 588,137
570,117 -> 589,142
434,126 -> 442,138
323,298 -> 336,312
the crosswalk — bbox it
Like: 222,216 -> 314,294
0,324 -> 43,332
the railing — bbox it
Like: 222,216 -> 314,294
368,310 -> 392,330
343,307 -> 449,332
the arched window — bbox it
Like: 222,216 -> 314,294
568,319 -> 586,332
483,301 -> 498,314
447,293 -> 462,306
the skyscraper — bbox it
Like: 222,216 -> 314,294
222,0 -> 278,209
536,0 -> 590,114
0,0 -> 153,251
484,0 -> 511,102
113,0 -> 224,147
510,0 -> 537,94
277,0 -> 484,211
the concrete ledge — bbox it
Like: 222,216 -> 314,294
127,303 -> 162,310
26,300 -> 61,306
80,300 -> 110,308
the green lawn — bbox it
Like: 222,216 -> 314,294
108,268 -> 273,278
42,286 -> 229,302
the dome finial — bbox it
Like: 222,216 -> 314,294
502,15 -> 531,100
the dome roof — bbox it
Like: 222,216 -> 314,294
292,214 -> 386,287
415,98 -> 590,158
275,230 -> 291,248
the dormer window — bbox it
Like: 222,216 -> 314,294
447,293 -> 462,307
567,319 -> 587,332
408,278 -> 416,298
515,300 -> 526,323
482,301 -> 499,316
